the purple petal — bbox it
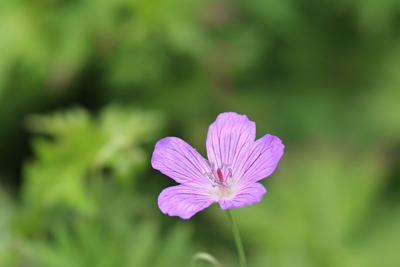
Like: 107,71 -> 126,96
234,134 -> 284,185
151,137 -> 212,187
158,185 -> 215,219
218,182 -> 267,209
206,112 -> 255,171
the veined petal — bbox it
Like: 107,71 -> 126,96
158,185 -> 215,219
234,134 -> 284,186
151,137 -> 212,187
206,112 -> 255,171
218,182 -> 266,209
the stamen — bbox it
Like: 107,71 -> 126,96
214,180 -> 230,188
204,172 -> 215,181
210,162 -> 215,172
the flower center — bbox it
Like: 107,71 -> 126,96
204,162 -> 232,189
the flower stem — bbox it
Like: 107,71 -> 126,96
191,252 -> 223,267
226,209 -> 247,267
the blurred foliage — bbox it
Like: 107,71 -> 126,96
0,106 -> 198,267
1,0 -> 400,266
23,106 -> 160,213
228,142 -> 400,267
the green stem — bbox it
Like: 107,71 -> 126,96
191,252 -> 223,267
226,209 -> 247,267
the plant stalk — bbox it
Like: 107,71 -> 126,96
226,209 -> 247,267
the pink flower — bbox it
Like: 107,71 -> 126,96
151,112 -> 284,219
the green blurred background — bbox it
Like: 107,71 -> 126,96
1,0 -> 400,266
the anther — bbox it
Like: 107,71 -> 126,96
210,162 -> 215,172
214,180 -> 230,188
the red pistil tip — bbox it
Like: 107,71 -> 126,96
217,168 -> 224,182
